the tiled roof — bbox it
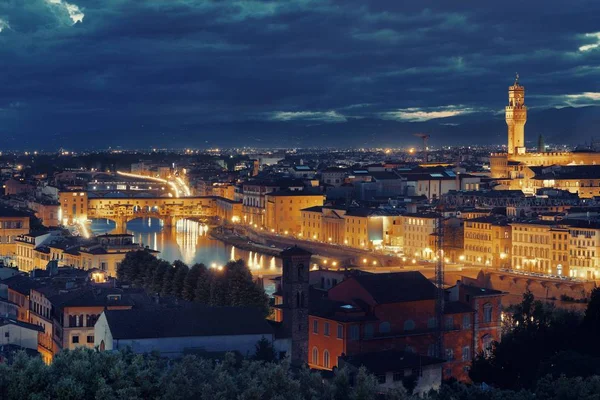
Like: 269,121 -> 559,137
352,271 -> 437,304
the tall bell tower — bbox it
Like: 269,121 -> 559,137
506,73 -> 527,155
280,246 -> 311,367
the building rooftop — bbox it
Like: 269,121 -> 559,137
267,189 -> 323,197
1,275 -> 41,296
0,207 -> 30,218
351,271 -> 437,304
459,284 -> 504,298
466,215 -> 509,226
280,246 -> 312,257
104,306 -> 273,340
0,317 -> 44,332
301,206 -> 323,213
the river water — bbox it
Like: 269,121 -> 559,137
90,218 -> 282,282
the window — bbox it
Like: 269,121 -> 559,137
72,335 -> 79,344
403,320 -> 415,331
462,346 -> 470,361
87,335 -> 94,344
393,372 -> 403,382
483,303 -> 493,323
482,334 -> 493,356
350,325 -> 359,340
313,320 -> 318,334
364,324 -> 374,338
323,350 -> 330,368
337,324 -> 343,339
445,316 -> 454,330
445,348 -> 454,360
379,321 -> 391,334
463,314 -> 471,329
312,347 -> 319,365
324,322 -> 330,336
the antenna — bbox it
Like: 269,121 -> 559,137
413,133 -> 431,162
434,207 -> 445,358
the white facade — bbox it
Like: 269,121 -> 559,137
94,312 -> 274,358
0,321 -> 39,351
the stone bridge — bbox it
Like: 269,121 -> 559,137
87,196 -> 239,233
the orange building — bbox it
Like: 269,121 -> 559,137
0,207 -> 30,258
306,271 -> 504,382
265,190 -> 324,235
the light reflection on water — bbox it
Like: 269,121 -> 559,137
89,218 -> 280,294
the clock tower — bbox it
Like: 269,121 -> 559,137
506,74 -> 527,155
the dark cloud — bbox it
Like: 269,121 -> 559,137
1,0 -> 600,149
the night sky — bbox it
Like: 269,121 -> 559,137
1,1 -> 600,150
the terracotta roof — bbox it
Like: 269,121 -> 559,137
351,271 -> 437,303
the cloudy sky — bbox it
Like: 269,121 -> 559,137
1,0 -> 600,150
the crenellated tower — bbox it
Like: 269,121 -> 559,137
505,73 -> 527,155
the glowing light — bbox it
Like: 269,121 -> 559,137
332,261 -> 337,267
412,259 -> 417,264
363,258 -> 367,264
372,261 -> 377,266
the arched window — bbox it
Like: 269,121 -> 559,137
99,340 -> 105,351
482,334 -> 493,356
379,321 -> 391,334
312,347 -> 319,365
323,350 -> 330,369
403,320 -> 415,331
483,303 -> 493,323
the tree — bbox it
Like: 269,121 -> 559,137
160,266 -> 175,297
253,337 -> 276,363
183,263 -> 205,301
470,291 -> 582,390
150,261 -> 169,294
117,250 -> 158,285
581,288 -> 600,338
194,267 -> 211,304
171,261 -> 189,298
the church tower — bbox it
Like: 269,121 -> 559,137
280,246 -> 311,367
505,74 -> 527,155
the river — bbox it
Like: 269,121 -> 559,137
90,218 -> 282,290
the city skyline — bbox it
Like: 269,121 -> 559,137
2,1 -> 600,150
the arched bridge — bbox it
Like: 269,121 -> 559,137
86,196 -> 241,233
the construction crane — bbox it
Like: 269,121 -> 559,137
434,205 -> 445,359
413,133 -> 430,162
